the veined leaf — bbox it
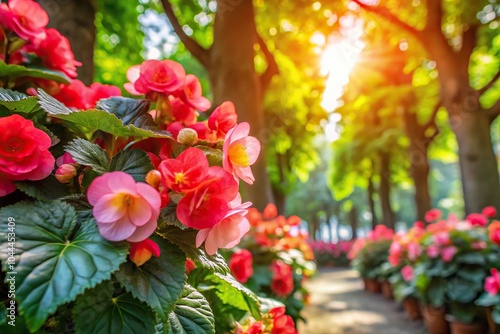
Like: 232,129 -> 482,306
0,201 -> 129,332
165,284 -> 215,334
73,281 -> 157,334
114,235 -> 186,321
0,62 -> 70,83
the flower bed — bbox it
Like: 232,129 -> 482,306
224,204 -> 316,327
308,240 -> 354,267
0,1 -> 300,333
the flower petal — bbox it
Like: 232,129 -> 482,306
126,218 -> 158,242
98,216 -> 136,241
93,194 -> 127,223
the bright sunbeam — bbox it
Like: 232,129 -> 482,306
320,40 -> 362,112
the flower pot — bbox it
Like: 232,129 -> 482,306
486,307 -> 498,334
449,320 -> 488,334
366,279 -> 382,293
381,281 -> 394,300
422,305 -> 450,334
403,298 -> 423,321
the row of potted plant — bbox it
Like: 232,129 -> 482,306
308,240 -> 354,267
351,208 -> 500,334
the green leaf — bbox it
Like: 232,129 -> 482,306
210,272 -> 261,320
0,304 -> 5,326
73,281 -> 157,334
109,149 -> 153,182
38,90 -> 172,139
0,201 -> 129,332
114,235 -> 186,321
96,97 -> 158,130
476,292 -> 500,307
14,175 -> 70,202
158,226 -> 230,274
0,88 -> 41,115
446,277 -> 479,303
194,146 -> 222,167
0,62 -> 70,83
459,253 -> 486,266
158,202 -> 188,230
65,138 -> 110,174
165,284 -> 215,334
457,266 -> 487,282
258,297 -> 285,313
492,307 -> 500,324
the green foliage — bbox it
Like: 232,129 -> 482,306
0,61 -> 70,85
165,284 -> 215,334
37,91 -> 172,139
114,236 -> 186,321
14,175 -> 70,202
0,201 -> 129,332
73,281 -> 157,334
158,225 -> 230,274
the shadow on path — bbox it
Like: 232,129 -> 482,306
298,268 -> 428,334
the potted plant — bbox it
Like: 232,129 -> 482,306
350,225 -> 394,293
414,210 -> 497,334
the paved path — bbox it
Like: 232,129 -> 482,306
298,268 -> 427,334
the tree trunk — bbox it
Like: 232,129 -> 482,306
449,103 -> 500,214
367,174 -> 378,229
378,152 -> 395,229
209,0 -> 274,210
272,187 -> 286,215
38,0 -> 96,84
349,206 -> 358,239
403,108 -> 433,222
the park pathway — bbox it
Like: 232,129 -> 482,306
298,268 -> 427,334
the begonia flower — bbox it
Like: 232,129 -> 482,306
87,171 -> 161,242
0,0 -> 48,41
0,114 -> 54,196
223,122 -> 260,184
485,268 -> 500,296
229,249 -> 254,283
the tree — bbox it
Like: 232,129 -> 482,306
38,0 -> 96,84
160,0 -> 276,209
352,0 -> 500,215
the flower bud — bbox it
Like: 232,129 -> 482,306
177,128 -> 198,145
55,164 -> 77,183
129,239 -> 161,266
145,169 -> 162,189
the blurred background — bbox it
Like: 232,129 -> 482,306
38,0 -> 500,242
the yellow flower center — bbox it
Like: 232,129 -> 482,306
174,172 -> 186,184
112,193 -> 135,209
153,68 -> 170,84
228,143 -> 250,167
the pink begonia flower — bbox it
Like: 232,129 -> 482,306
471,241 -> 487,250
124,65 -> 141,95
407,242 -> 421,261
441,246 -> 458,262
87,171 -> 161,242
28,28 -> 81,78
425,208 -> 442,223
55,164 -> 76,183
0,114 -> 54,196
427,244 -> 440,258
0,0 -> 48,41
482,206 -> 497,218
485,268 -> 500,296
182,74 -> 211,111
127,59 -> 186,96
401,265 -> 414,282
195,195 -> 251,255
208,101 -> 238,140
466,213 -> 488,227
433,232 -> 450,247
222,122 -> 261,184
